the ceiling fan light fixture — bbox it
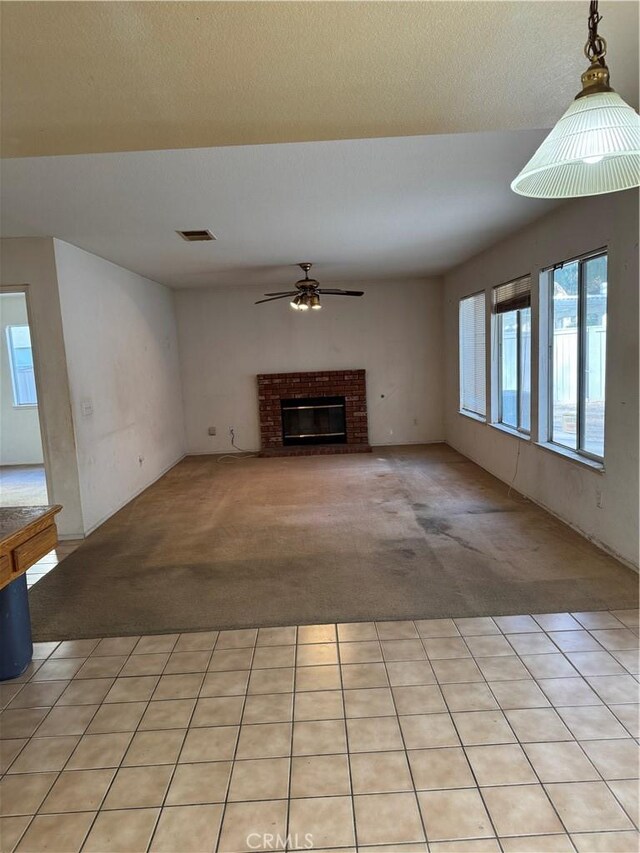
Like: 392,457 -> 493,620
511,1 -> 640,199
254,263 -> 364,308
297,294 -> 310,311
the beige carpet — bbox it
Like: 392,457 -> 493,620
29,444 -> 638,640
0,465 -> 48,507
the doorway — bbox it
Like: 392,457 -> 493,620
0,291 -> 48,507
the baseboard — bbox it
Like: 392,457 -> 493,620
81,452 -> 187,537
185,439 -> 447,455
0,462 -> 45,468
370,439 -> 446,447
184,449 -> 260,456
443,440 -> 639,573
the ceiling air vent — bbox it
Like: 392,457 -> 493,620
177,229 -> 216,242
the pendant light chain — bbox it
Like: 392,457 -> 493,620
585,0 -> 607,64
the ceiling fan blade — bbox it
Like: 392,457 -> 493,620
263,291 -> 298,296
318,289 -> 365,296
255,292 -> 298,304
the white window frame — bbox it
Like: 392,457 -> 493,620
5,324 -> 38,408
459,290 -> 487,420
493,276 -> 532,436
497,310 -> 531,434
544,248 -> 607,464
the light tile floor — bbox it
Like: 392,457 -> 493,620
0,610 -> 638,852
25,542 -> 82,590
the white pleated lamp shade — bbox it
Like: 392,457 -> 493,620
511,91 -> 640,198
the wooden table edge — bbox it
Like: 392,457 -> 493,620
0,505 -> 63,591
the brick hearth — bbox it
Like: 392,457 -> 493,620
257,369 -> 371,457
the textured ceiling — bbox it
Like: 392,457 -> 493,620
1,131 -> 559,287
2,1 -> 638,158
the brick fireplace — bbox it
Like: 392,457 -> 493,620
257,370 -> 371,457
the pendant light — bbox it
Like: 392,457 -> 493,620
511,0 -> 639,198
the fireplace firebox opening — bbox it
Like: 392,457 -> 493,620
281,396 -> 347,446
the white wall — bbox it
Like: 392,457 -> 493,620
444,190 -> 639,568
0,293 -> 44,465
0,238 -> 84,537
175,279 -> 444,453
54,240 -> 185,534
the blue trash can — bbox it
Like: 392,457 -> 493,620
0,573 -> 33,680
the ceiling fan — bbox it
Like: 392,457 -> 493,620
255,263 -> 364,311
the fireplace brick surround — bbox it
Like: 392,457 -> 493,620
257,370 -> 371,457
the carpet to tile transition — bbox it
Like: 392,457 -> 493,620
29,445 -> 638,640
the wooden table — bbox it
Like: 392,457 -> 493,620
0,505 -> 62,590
0,505 -> 62,679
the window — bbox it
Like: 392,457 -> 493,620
6,324 -> 37,407
459,292 -> 486,418
494,276 -> 531,433
548,250 -> 607,460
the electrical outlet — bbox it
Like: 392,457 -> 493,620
208,426 -> 216,436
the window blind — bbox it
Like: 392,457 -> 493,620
459,292 -> 486,417
494,275 -> 531,314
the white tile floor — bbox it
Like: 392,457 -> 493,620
0,611 -> 638,852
